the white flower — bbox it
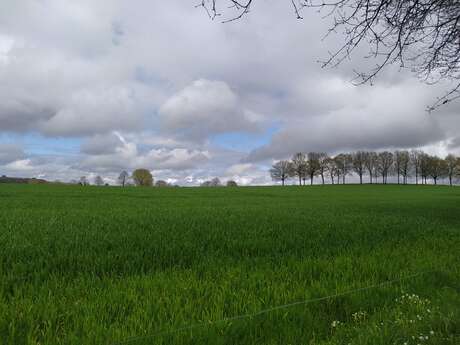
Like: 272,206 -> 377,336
331,320 -> 340,328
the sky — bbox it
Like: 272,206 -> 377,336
0,0 -> 459,186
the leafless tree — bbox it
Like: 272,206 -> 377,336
394,151 -> 403,184
211,177 -> 222,186
155,180 -> 169,187
363,151 -> 378,184
377,151 -> 394,184
352,151 -> 366,184
94,175 -> 104,186
306,152 -> 321,185
226,180 -> 238,187
317,152 -> 330,185
118,171 -> 129,187
201,0 -> 460,109
291,152 -> 307,186
334,153 -> 352,184
201,178 -> 222,186
420,152 -> 431,184
270,160 -> 293,186
427,155 -> 448,184
410,150 -> 423,185
394,150 -> 410,184
399,151 -> 411,184
325,156 -> 337,184
79,176 -> 89,186
445,154 -> 459,186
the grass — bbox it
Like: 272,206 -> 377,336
0,184 -> 459,345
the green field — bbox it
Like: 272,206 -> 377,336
0,184 -> 459,345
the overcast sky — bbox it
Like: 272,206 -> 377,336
1,0 -> 459,185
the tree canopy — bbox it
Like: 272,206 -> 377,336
132,169 -> 153,187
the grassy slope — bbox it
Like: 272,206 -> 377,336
0,184 -> 459,344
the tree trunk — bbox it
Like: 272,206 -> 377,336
298,176 -> 301,186
282,178 -> 285,186
359,174 -> 362,184
310,175 -> 314,186
321,174 -> 325,185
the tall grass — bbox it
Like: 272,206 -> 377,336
0,184 -> 459,344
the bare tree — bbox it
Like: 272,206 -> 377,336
410,150 -> 423,185
394,151 -> 410,184
352,151 -> 366,184
363,151 -> 378,184
155,180 -> 169,187
377,151 -> 394,184
325,156 -> 337,184
200,178 -> 221,187
291,152 -> 307,186
445,154 -> 459,186
118,171 -> 129,187
334,153 -> 352,184
427,156 -> 448,185
270,160 -> 293,186
79,176 -> 89,186
399,151 -> 411,184
94,176 -> 104,186
394,151 -> 403,184
226,180 -> 238,187
306,152 -> 321,185
317,152 -> 330,185
211,177 -> 222,186
420,152 -> 431,184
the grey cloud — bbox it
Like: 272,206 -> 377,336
159,79 -> 264,142
80,133 -> 124,155
246,81 -> 445,161
448,136 -> 460,149
0,144 -> 25,164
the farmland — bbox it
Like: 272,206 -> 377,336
0,184 -> 459,345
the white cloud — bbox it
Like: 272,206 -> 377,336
246,80 -> 445,161
159,79 -> 264,141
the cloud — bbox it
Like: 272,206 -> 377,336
77,133 -> 210,172
80,133 -> 125,155
40,85 -> 146,136
159,79 -> 264,141
246,81 -> 445,161
0,144 -> 25,164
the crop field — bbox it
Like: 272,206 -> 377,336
0,184 -> 459,345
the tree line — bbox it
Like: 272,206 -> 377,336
78,169 -> 158,187
78,169 -> 239,187
270,151 -> 460,186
